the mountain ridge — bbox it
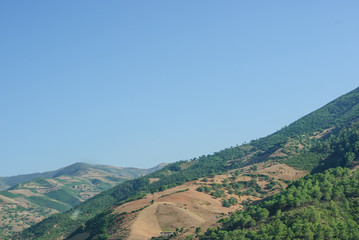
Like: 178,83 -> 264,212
0,162 -> 167,191
250,86 -> 359,152
14,86 -> 359,240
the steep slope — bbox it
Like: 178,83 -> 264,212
67,163 -> 306,240
66,122 -> 359,240
0,163 -> 165,238
200,167 -> 359,240
15,86 -> 359,240
251,86 -> 359,152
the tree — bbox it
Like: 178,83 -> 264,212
229,197 -> 238,206
345,152 -> 356,166
250,165 -> 258,171
222,199 -> 231,208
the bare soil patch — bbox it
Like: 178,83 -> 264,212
111,163 -> 307,239
257,163 -> 307,180
312,127 -> 335,139
121,181 -> 239,240
149,178 -> 160,183
0,195 -> 18,204
269,148 -> 288,158
128,204 -> 161,240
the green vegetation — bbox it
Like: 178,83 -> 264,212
0,191 -> 21,198
27,196 -> 70,212
70,209 -> 120,240
45,189 -> 81,207
200,167 -> 359,240
0,163 -> 166,239
0,162 -> 165,191
275,121 -> 359,173
17,144 -> 252,239
32,178 -> 54,187
196,169 -> 282,210
222,197 -> 238,208
283,152 -> 325,171
313,123 -> 359,172
251,87 -> 359,152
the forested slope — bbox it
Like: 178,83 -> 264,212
200,167 -> 359,240
251,87 -> 359,152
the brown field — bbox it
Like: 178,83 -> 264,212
109,163 -> 309,239
257,163 -> 307,180
9,189 -> 42,197
0,194 -> 18,204
126,182 -> 235,240
18,162 -> 310,240
149,178 -> 160,183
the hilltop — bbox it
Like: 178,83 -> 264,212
14,87 -> 359,240
0,162 -> 166,191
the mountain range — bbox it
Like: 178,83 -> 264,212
0,162 -> 166,238
0,162 -> 166,191
7,86 -> 359,240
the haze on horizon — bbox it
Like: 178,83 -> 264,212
1,1 -> 358,176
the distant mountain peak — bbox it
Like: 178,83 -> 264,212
0,162 -> 168,190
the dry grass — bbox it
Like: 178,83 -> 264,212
124,163 -> 308,239
9,189 -> 42,197
113,180 -> 242,239
257,163 -> 307,180
269,148 -> 288,158
149,178 -> 160,184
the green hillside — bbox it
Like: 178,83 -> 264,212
200,167 -> 359,240
251,87 -> 359,152
14,87 -> 359,240
66,123 -> 359,240
0,162 -> 166,191
0,163 -> 166,238
0,172 -> 57,191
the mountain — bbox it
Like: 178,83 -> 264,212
14,87 -> 359,240
0,162 -> 166,191
0,162 -> 166,238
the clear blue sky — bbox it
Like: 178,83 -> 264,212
1,1 -> 358,176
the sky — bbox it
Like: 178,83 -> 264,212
0,1 -> 358,176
